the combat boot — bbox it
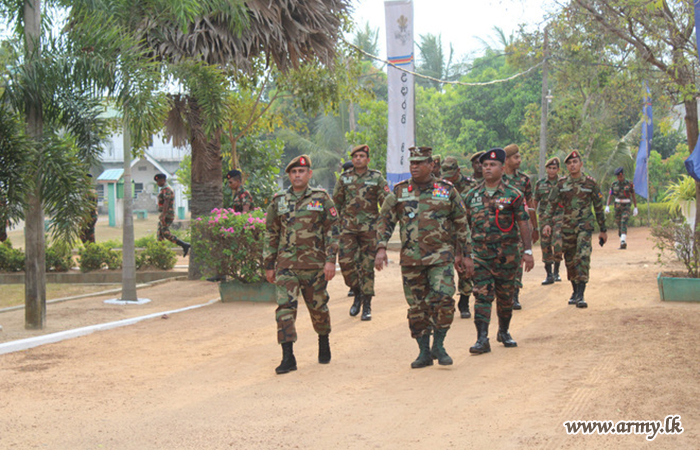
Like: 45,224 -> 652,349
496,316 -> 517,347
619,234 -> 627,250
430,328 -> 453,365
541,263 -> 555,285
576,282 -> 588,309
411,334 -> 434,369
568,281 -> 579,305
512,288 -> 522,310
349,288 -> 362,316
469,320 -> 491,354
275,342 -> 297,374
175,238 -> 191,257
553,262 -> 562,282
360,295 -> 372,321
458,294 -> 471,319
347,288 -> 355,297
318,334 -> 331,363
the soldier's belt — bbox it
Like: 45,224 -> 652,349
615,199 -> 631,204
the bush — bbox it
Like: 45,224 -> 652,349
600,202 -> 677,231
78,242 -> 122,272
0,240 -> 25,272
651,220 -> 699,278
136,240 -> 177,270
134,235 -> 157,248
46,240 -> 73,272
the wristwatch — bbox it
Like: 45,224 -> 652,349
523,249 -> 533,256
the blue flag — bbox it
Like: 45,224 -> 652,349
686,1 -> 700,180
634,83 -> 652,199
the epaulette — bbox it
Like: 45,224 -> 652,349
395,179 -> 410,186
440,179 -> 454,187
341,169 -> 353,176
369,169 -> 382,174
272,191 -> 286,199
311,187 -> 329,193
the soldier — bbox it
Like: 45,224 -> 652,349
464,148 -> 534,355
470,151 -> 484,183
542,150 -> 607,308
79,174 -> 98,244
226,169 -> 254,213
154,174 -> 190,256
333,144 -> 389,321
264,155 -> 339,375
340,160 -> 356,298
605,167 -> 638,249
375,146 -> 473,369
441,156 -> 477,319
432,154 -> 442,178
502,144 -> 538,310
533,157 -> 563,285
0,190 -> 8,243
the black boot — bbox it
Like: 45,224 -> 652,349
430,328 -> 453,365
275,342 -> 297,374
318,334 -> 331,363
512,288 -> 522,310
349,289 -> 362,316
568,281 -> 579,305
542,263 -> 555,285
469,320 -> 491,354
175,238 -> 190,257
411,334 -> 434,368
496,316 -> 517,347
347,288 -> 355,297
553,262 -> 562,282
458,294 -> 471,319
576,282 -> 588,309
361,295 -> 372,321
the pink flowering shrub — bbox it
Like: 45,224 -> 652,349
191,208 -> 267,282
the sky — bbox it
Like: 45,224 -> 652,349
350,0 -> 555,61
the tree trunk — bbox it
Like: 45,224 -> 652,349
24,0 -> 46,329
121,109 -> 138,300
187,97 -> 222,280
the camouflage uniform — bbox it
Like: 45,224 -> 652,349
609,179 -> 635,236
534,177 -> 562,263
79,190 -> 98,244
377,175 -> 471,338
332,168 -> 389,296
0,196 -> 7,242
231,188 -> 254,213
157,184 -> 177,243
464,181 -> 529,324
450,172 -> 478,298
502,170 -> 532,290
264,186 -> 339,344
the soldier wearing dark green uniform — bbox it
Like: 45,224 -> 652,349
502,144 -> 538,310
605,167 -> 637,249
226,169 -> 254,213
333,144 -> 389,321
542,150 -> 607,308
464,148 -> 534,354
155,174 -> 190,256
264,155 -> 339,375
470,151 -> 484,184
376,146 -> 473,368
533,157 -> 563,284
441,156 -> 477,319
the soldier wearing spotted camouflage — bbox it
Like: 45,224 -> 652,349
0,192 -> 8,243
432,154 -> 442,178
264,154 -> 340,375
442,156 -> 478,319
464,148 -> 534,355
155,174 -> 190,256
533,157 -> 563,285
376,146 -> 473,369
333,144 -> 389,321
605,167 -> 637,249
542,150 -> 607,308
470,151 -> 484,184
79,187 -> 99,244
226,169 -> 254,213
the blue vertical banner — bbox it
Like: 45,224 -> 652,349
686,0 -> 700,180
634,83 -> 652,199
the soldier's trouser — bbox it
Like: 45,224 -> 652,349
80,219 -> 97,244
539,221 -> 562,263
338,229 -> 377,295
458,270 -> 473,296
401,264 -> 455,338
615,204 -> 631,236
157,218 -> 177,243
472,250 -> 520,324
514,241 -> 523,290
275,268 -> 331,344
562,229 -> 592,282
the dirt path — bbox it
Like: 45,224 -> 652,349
1,227 -> 698,449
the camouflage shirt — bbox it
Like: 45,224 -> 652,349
377,176 -> 472,266
450,173 -> 478,199
157,185 -> 175,221
464,180 -> 530,259
332,168 -> 389,232
609,179 -> 635,202
264,186 -> 339,270
231,188 -> 254,213
503,170 -> 533,209
542,173 -> 607,233
534,177 -> 561,217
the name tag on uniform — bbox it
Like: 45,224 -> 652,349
306,200 -> 324,211
471,195 -> 483,206
581,188 -> 592,193
560,188 -> 572,192
342,176 -> 353,183
364,181 -> 378,186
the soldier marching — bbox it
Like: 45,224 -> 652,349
605,167 -> 638,249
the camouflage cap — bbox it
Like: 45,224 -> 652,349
545,156 -> 560,168
285,154 -> 312,173
408,146 -> 433,162
441,156 -> 460,178
564,150 -> 582,163
614,166 -> 624,175
479,148 -> 506,164
470,151 -> 484,163
504,144 -> 520,157
350,144 -> 370,157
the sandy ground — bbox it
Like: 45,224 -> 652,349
1,227 -> 699,449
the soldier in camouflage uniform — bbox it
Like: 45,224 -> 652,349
470,151 -> 484,183
226,169 -> 254,213
502,144 -> 538,310
376,146 -> 473,368
542,150 -> 607,309
432,154 -> 442,178
441,156 -> 477,319
333,144 -> 389,321
155,174 -> 190,256
533,157 -> 563,285
0,192 -> 8,243
264,155 -> 339,375
464,148 -> 534,355
79,179 -> 99,244
605,167 -> 638,249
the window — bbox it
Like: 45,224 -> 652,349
135,183 -> 144,195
